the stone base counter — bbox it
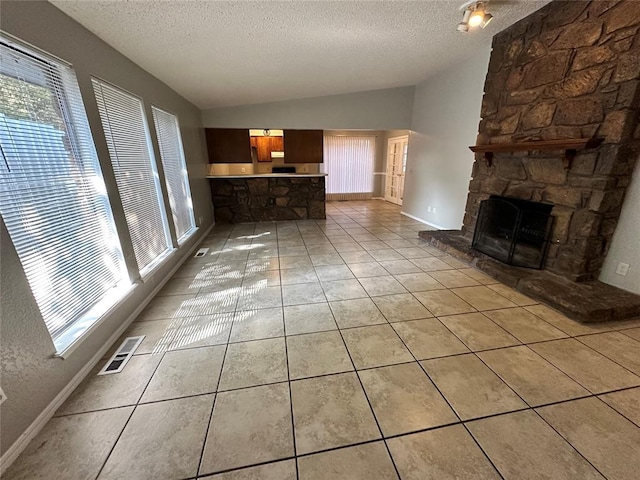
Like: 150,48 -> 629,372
208,174 -> 326,223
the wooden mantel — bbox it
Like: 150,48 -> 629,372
469,138 -> 604,168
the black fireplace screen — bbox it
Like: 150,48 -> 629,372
472,195 -> 554,269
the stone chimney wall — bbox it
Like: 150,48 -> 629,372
464,0 -> 640,281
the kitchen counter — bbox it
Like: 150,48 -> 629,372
206,173 -> 327,179
209,175 -> 325,223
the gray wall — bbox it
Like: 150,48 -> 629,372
403,45 -> 492,229
599,159 -> 640,294
202,86 -> 415,130
0,1 -> 212,456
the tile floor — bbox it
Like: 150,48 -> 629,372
6,200 -> 640,480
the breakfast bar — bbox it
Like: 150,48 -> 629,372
207,173 -> 327,223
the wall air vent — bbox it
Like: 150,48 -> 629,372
98,335 -> 145,375
194,247 -> 209,258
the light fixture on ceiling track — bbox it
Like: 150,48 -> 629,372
458,1 -> 493,32
263,129 -> 271,136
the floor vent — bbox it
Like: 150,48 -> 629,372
98,336 -> 145,375
194,247 -> 209,258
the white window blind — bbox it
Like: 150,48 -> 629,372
322,135 -> 375,199
0,39 -> 129,350
92,79 -> 172,275
151,106 -> 196,243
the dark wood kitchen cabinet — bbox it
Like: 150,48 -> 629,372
283,129 -> 323,163
205,128 -> 251,163
250,136 -> 284,162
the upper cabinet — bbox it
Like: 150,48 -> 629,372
250,135 -> 284,162
205,128 -> 252,163
283,130 -> 323,163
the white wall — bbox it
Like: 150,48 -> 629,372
201,86 -> 415,130
599,159 -> 640,294
402,45 -> 491,229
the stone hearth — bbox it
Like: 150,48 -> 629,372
463,0 -> 640,282
420,0 -> 640,322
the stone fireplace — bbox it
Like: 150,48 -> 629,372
420,0 -> 640,321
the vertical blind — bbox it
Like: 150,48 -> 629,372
151,106 -> 196,243
0,40 -> 128,342
92,79 -> 172,275
323,135 -> 375,196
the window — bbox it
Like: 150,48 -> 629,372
322,135 -> 376,200
92,78 -> 172,275
151,106 -> 196,243
0,39 -> 129,351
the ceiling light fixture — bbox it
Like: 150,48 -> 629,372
458,1 -> 493,32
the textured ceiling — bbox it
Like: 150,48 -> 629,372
50,0 -> 550,109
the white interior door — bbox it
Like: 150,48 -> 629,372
385,136 -> 408,205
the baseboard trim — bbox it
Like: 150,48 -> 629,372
0,224 -> 213,475
400,211 -> 448,230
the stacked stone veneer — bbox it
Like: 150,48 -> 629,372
463,0 -> 640,281
210,177 -> 326,223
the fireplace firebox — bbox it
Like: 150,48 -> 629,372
472,196 -> 554,269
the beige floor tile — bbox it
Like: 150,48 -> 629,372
314,264 -> 354,282
140,345 -> 225,402
329,297 -> 387,328
5,408 -> 133,480
197,276 -> 244,293
395,246 -> 432,259
599,387 -> 640,427
137,293 -> 197,321
218,338 -> 288,390
280,255 -> 313,269
486,284 -> 537,306
287,331 -> 353,379
369,248 -> 405,261
393,272 -> 445,292
413,289 -> 476,316
297,442 -> 398,480
440,255 -> 470,269
422,353 -> 526,420
478,346 -> 589,406
321,279 -> 368,301
280,266 -> 318,285
290,372 -> 380,454
279,246 -> 308,257
338,251 -> 375,264
411,257 -> 453,272
457,268 -> 498,284
538,397 -> 640,480
530,338 -> 640,393
578,331 -> 640,375
451,286 -> 518,311
358,275 -> 408,297
387,424 -> 500,480
157,277 -> 201,296
341,324 -> 414,369
429,270 -> 480,288
187,289 -> 242,315
242,270 -> 281,287
310,253 -> 345,266
169,313 -> 233,350
57,354 -> 162,415
120,318 -> 182,355
99,395 -> 213,480
467,410 -> 604,480
372,293 -> 433,322
236,285 -> 283,310
439,312 -> 519,351
206,460 -> 296,480
378,259 -> 422,275
230,307 -> 284,342
201,384 -> 294,474
284,303 -> 338,335
622,327 -> 640,341
282,283 -> 326,306
392,318 -> 469,359
347,261 -> 390,278
359,363 -> 457,436
525,304 -> 614,336
361,241 -> 393,251
245,257 -> 280,273
484,307 -> 568,343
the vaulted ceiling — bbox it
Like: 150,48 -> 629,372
51,0 -> 550,109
